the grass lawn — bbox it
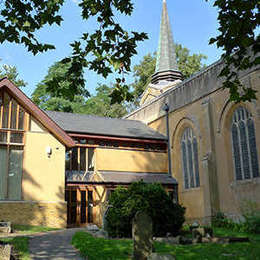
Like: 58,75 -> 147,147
12,224 -> 60,235
72,229 -> 260,260
0,237 -> 30,260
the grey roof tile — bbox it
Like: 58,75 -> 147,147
66,170 -> 177,185
46,111 -> 166,140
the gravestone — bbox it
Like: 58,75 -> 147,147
148,253 -> 176,260
132,211 -> 153,260
0,244 -> 12,260
0,222 -> 11,234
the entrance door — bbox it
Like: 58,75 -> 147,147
66,187 -> 94,226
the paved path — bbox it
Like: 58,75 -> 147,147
29,228 -> 86,260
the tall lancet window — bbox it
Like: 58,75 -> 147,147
231,106 -> 259,180
181,128 -> 200,189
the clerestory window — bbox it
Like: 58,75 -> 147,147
181,128 -> 200,189
231,106 -> 259,180
66,147 -> 95,172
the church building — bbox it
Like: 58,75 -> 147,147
0,0 -> 259,227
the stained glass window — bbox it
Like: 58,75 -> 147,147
231,107 -> 259,180
181,128 -> 200,189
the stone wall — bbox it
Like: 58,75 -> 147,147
0,201 -> 67,228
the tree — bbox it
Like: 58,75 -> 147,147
0,0 -> 147,102
0,64 -> 27,87
207,0 -> 259,102
83,84 -> 127,118
32,61 -> 87,112
32,61 -> 127,117
131,44 -> 207,106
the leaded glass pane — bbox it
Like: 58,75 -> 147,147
0,145 -> 8,199
7,146 -> 23,200
10,100 -> 17,129
187,140 -> 194,188
232,124 -> 242,180
0,131 -> 7,143
247,119 -> 259,178
193,138 -> 200,187
239,121 -> 250,179
18,107 -> 25,130
2,93 -> 10,128
10,132 -> 23,144
181,142 -> 189,189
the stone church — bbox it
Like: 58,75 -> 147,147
125,0 -> 260,223
0,0 -> 259,227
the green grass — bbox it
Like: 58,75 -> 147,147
72,232 -> 133,260
0,237 -> 30,260
12,224 -> 59,234
72,229 -> 260,260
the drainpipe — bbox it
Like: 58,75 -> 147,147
162,103 -> 172,177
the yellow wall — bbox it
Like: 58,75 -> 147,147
23,128 -> 65,202
148,69 -> 260,222
95,148 -> 168,173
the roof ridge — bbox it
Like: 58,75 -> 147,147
46,110 -> 147,124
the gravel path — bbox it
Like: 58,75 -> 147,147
29,228 -> 85,260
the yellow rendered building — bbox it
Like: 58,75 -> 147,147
0,1 -> 259,227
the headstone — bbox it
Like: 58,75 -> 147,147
0,244 -> 12,260
148,253 -> 176,260
0,222 -> 11,234
102,205 -> 112,232
93,229 -> 108,238
86,224 -> 99,232
132,211 -> 153,260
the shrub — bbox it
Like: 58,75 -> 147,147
212,211 -> 260,234
105,181 -> 185,238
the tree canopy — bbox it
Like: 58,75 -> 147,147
0,0 -> 258,103
207,0 -> 259,102
32,61 -> 127,117
0,64 -> 27,88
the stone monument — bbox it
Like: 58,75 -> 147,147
132,211 -> 153,260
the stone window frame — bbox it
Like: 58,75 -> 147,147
231,106 -> 259,181
181,127 -> 200,189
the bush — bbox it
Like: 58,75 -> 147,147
105,181 -> 185,238
212,211 -> 260,234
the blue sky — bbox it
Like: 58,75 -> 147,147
0,0 -> 223,97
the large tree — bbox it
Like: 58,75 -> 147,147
0,0 -> 147,102
0,1 -> 258,103
32,61 -> 87,112
83,84 -> 127,118
207,0 -> 259,102
130,44 -> 207,106
32,61 -> 127,117
0,64 -> 27,87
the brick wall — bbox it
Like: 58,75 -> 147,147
0,201 -> 67,228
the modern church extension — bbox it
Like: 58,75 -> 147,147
0,0 -> 259,227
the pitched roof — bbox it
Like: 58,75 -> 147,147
66,170 -> 177,185
45,111 -> 167,140
0,78 -> 75,148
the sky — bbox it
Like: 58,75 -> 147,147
0,0 -> 223,98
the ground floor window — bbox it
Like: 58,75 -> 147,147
0,145 -> 23,200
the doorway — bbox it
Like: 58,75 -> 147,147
66,187 -> 94,226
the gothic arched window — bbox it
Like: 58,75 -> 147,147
231,107 -> 259,180
181,128 -> 200,189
